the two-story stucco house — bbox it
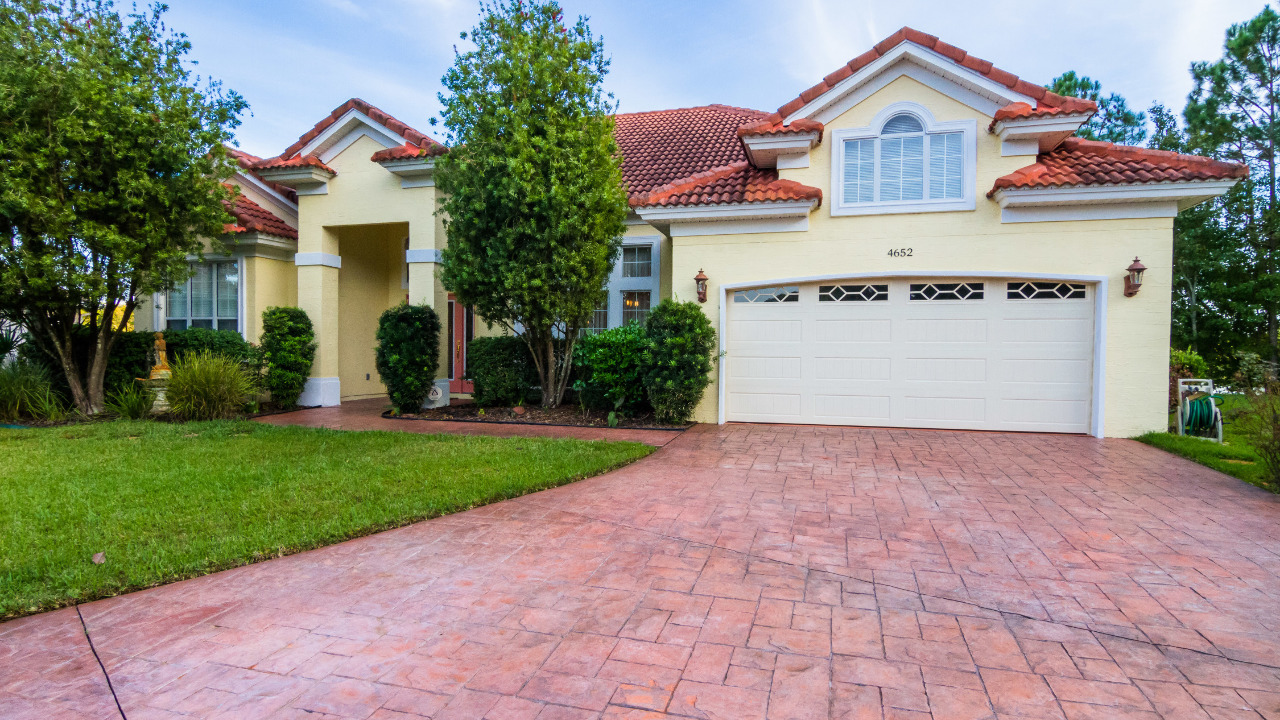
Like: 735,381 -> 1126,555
137,28 -> 1246,438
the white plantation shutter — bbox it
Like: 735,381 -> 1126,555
929,132 -> 963,200
216,262 -> 239,326
842,139 -> 874,204
190,264 -> 213,319
880,135 -> 923,202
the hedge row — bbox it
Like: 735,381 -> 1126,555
465,299 -> 716,424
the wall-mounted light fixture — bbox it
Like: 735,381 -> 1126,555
694,269 -> 708,303
1124,257 -> 1146,297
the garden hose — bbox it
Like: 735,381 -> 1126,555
1182,393 -> 1222,436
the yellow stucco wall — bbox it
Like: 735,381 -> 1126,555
670,75 -> 1173,437
335,223 -> 406,399
294,134 -> 442,396
242,256 -> 298,343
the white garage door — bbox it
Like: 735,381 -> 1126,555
725,278 -> 1095,433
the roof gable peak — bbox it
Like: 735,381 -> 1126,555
770,27 -> 1095,128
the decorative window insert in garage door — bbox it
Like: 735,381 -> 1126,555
724,277 -> 1096,434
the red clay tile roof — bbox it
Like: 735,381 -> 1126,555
644,162 -> 822,208
225,147 -> 298,203
737,117 -> 825,140
763,27 -> 1096,128
223,189 -> 298,240
370,142 -> 447,163
991,101 -> 1092,124
990,137 -> 1248,194
278,98 -> 447,161
252,154 -> 337,175
614,105 -> 770,205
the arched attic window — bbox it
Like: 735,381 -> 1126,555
842,111 -> 964,205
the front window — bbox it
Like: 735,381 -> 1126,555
167,261 -> 238,332
622,291 -> 650,325
581,297 -> 609,335
622,246 -> 652,278
837,110 -> 969,213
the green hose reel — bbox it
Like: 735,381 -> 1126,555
1176,379 -> 1223,442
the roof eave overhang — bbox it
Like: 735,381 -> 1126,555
992,113 -> 1093,152
254,166 -> 335,196
740,132 -> 820,168
636,199 -> 818,225
224,230 -> 299,261
992,179 -> 1241,212
376,157 -> 437,189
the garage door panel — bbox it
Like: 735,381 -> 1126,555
900,318 -> 987,343
729,355 -> 802,380
1001,358 -> 1090,383
814,318 -> 892,343
904,396 -> 986,422
814,356 -> 892,380
901,357 -> 986,382
1000,398 -> 1089,428
813,394 -> 891,420
729,391 -> 802,418
999,317 -> 1092,344
725,277 -> 1095,434
730,318 -> 802,342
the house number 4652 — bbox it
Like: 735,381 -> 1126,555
886,248 -> 913,257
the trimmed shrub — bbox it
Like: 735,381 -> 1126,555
0,360 -> 54,422
260,307 -> 317,409
164,327 -> 251,363
467,335 -> 539,407
104,383 -> 155,419
167,350 -> 254,421
375,303 -> 441,414
644,299 -> 716,425
1169,347 -> 1210,409
573,323 -> 651,415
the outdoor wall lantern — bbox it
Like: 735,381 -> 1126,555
694,269 -> 709,303
1124,257 -> 1146,297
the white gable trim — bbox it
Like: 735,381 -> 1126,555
299,108 -> 407,161
234,171 -> 298,220
993,179 -> 1239,214
636,199 -> 817,224
785,42 -> 1033,125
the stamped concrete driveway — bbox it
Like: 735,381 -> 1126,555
3,424 -> 1280,719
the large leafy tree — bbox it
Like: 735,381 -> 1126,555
435,0 -> 628,407
1185,6 -> 1280,362
1048,71 -> 1148,145
1149,103 -> 1258,372
0,0 -> 245,414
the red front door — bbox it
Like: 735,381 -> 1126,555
448,296 -> 474,394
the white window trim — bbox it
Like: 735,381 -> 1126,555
829,102 -> 977,217
160,256 -> 246,340
605,236 -> 661,328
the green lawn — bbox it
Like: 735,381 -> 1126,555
1135,393 -> 1276,492
0,421 -> 653,618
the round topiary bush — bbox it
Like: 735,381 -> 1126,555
375,303 -> 441,414
467,335 -> 539,407
644,299 -> 716,425
260,306 -> 317,409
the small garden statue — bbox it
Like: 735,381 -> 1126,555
149,332 -> 171,379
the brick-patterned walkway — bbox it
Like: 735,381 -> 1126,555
3,424 -> 1280,719
254,398 -> 686,447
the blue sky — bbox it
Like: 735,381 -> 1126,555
164,0 -> 1268,158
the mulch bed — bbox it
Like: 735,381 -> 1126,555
387,403 -> 691,431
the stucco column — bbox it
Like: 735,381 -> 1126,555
296,226 -> 341,406
406,190 -> 439,307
